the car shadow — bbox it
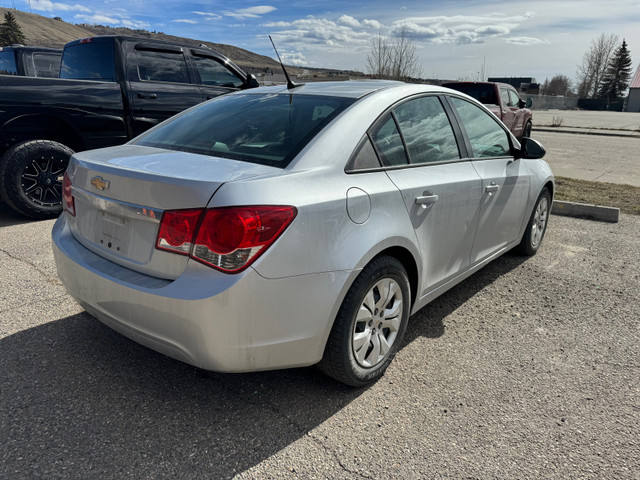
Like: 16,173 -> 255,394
0,200 -> 53,227
0,253 -> 528,478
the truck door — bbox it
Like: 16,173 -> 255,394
126,42 -> 203,136
499,86 -> 517,131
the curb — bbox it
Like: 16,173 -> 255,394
551,200 -> 619,223
534,127 -> 640,139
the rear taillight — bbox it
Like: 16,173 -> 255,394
62,172 -> 75,217
156,206 -> 297,273
156,209 -> 202,255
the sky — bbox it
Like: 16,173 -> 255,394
13,0 -> 640,83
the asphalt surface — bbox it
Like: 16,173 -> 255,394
1,199 -> 639,478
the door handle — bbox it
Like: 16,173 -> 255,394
415,194 -> 439,208
485,183 -> 500,194
137,92 -> 158,99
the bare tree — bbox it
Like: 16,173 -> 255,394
541,74 -> 573,96
576,33 -> 619,98
366,34 -> 392,78
366,27 -> 422,81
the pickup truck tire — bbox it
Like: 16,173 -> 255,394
521,120 -> 533,140
0,140 -> 74,219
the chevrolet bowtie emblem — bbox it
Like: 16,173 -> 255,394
90,176 -> 110,191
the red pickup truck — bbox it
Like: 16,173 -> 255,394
442,81 -> 533,140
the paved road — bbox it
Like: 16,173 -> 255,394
1,203 -> 638,478
532,130 -> 640,186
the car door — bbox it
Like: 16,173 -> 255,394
499,85 -> 517,131
190,51 -> 245,101
375,95 -> 484,297
447,96 -> 531,264
125,42 -> 203,136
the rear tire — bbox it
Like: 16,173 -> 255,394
318,256 -> 410,387
520,120 -> 533,140
0,140 -> 74,219
515,187 -> 550,256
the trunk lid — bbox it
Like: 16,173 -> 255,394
67,145 -> 279,279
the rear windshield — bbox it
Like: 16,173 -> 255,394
60,42 -> 116,81
0,51 -> 17,75
446,84 -> 498,105
134,93 -> 356,167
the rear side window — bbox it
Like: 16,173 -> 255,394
392,96 -> 460,164
60,43 -> 116,81
370,115 -> 408,167
449,97 -> 510,158
0,50 -> 17,75
135,49 -> 190,84
32,52 -> 61,78
192,56 -> 243,88
135,93 -> 355,167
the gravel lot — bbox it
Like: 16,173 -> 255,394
1,203 -> 638,479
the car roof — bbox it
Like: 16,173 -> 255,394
246,80 -> 432,99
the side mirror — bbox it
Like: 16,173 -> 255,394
517,137 -> 546,159
525,98 -> 533,108
245,74 -> 260,89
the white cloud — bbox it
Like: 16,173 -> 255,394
31,0 -> 90,13
223,6 -> 276,20
74,12 -> 150,29
363,19 -> 383,30
338,15 -> 360,28
505,36 -> 547,45
193,11 -> 222,21
173,19 -> 198,24
280,51 -> 306,66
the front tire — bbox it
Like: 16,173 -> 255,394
0,140 -> 74,219
520,120 -> 533,140
318,256 -> 410,387
515,187 -> 550,256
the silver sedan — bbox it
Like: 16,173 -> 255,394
52,81 -> 553,386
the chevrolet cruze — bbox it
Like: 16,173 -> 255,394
52,81 -> 553,386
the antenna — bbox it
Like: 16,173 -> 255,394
269,35 -> 303,90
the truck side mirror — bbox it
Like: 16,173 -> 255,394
525,98 -> 533,108
245,74 -> 260,89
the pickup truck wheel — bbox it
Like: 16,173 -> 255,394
521,120 -> 533,140
0,140 -> 74,219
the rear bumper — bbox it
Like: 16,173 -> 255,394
52,215 -> 351,372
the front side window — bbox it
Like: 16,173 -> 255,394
449,97 -> 511,158
392,96 -> 460,164
60,43 -> 116,81
135,49 -> 190,84
500,87 -> 513,107
508,89 -> 521,107
135,93 -> 355,167
0,51 -> 17,75
192,56 -> 243,88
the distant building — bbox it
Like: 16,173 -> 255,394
488,77 -> 540,95
625,64 -> 640,112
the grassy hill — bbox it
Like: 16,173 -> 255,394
0,7 -> 282,72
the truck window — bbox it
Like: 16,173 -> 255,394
508,89 -> 521,107
135,50 -> 190,84
192,56 -> 243,88
0,51 -> 18,75
499,87 -> 513,107
60,43 -> 116,81
32,52 -> 61,78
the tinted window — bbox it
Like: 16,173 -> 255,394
370,115 -> 408,166
32,52 -> 61,78
135,93 -> 355,167
136,49 -> 190,84
193,56 -> 243,88
60,43 -> 116,81
346,136 -> 381,172
0,51 -> 17,75
392,96 -> 460,164
450,97 -> 510,158
446,84 -> 498,105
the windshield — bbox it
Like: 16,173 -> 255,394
134,93 -> 356,167
60,42 -> 116,81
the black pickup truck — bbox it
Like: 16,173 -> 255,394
0,45 -> 61,78
0,35 -> 259,218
